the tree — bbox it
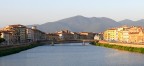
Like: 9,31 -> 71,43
0,38 -> 5,43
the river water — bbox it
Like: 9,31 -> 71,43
0,43 -> 144,66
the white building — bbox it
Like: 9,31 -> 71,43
27,28 -> 34,42
0,30 -> 13,45
27,26 -> 47,42
94,33 -> 103,40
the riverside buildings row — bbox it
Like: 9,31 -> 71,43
103,25 -> 144,43
0,24 -> 47,45
47,30 -> 97,41
2,24 -> 143,45
0,24 -> 100,45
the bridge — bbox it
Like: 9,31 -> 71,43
49,39 -> 98,46
82,40 -> 99,45
82,39 -> 98,42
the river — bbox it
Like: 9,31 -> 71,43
0,43 -> 144,66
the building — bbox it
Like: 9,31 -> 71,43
103,28 -> 118,41
26,28 -> 34,42
121,30 -> 129,42
117,26 -> 129,42
71,32 -> 80,40
47,33 -> 60,41
0,30 -> 14,45
129,27 -> 144,43
57,30 -> 74,40
30,26 -> 47,41
79,34 -> 87,40
129,26 -> 142,33
94,33 -> 103,40
3,24 -> 27,43
79,32 -> 95,39
0,24 -> 47,45
104,26 -> 144,44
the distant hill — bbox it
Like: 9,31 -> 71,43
27,15 -> 144,33
118,19 -> 144,26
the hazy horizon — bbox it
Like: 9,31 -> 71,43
0,0 -> 144,28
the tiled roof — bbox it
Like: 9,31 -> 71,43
8,24 -> 26,28
0,30 -> 13,34
108,28 -> 116,30
129,32 -> 139,34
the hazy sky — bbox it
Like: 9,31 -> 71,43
0,0 -> 144,27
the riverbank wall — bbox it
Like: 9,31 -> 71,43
90,41 -> 144,53
99,40 -> 144,48
0,42 -> 45,57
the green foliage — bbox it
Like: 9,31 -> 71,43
91,42 -> 144,54
89,40 -> 99,45
0,38 -> 5,43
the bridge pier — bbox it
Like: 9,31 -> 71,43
51,41 -> 54,46
82,40 -> 85,46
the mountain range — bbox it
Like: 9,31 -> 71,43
27,15 -> 144,33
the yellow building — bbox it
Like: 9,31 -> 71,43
117,26 -> 129,42
121,30 -> 129,42
103,30 -> 109,40
104,28 -> 118,41
104,26 -> 144,43
117,27 -> 123,42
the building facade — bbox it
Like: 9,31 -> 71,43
104,26 -> 144,44
3,24 -> 27,43
0,30 -> 13,45
103,28 -> 118,41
